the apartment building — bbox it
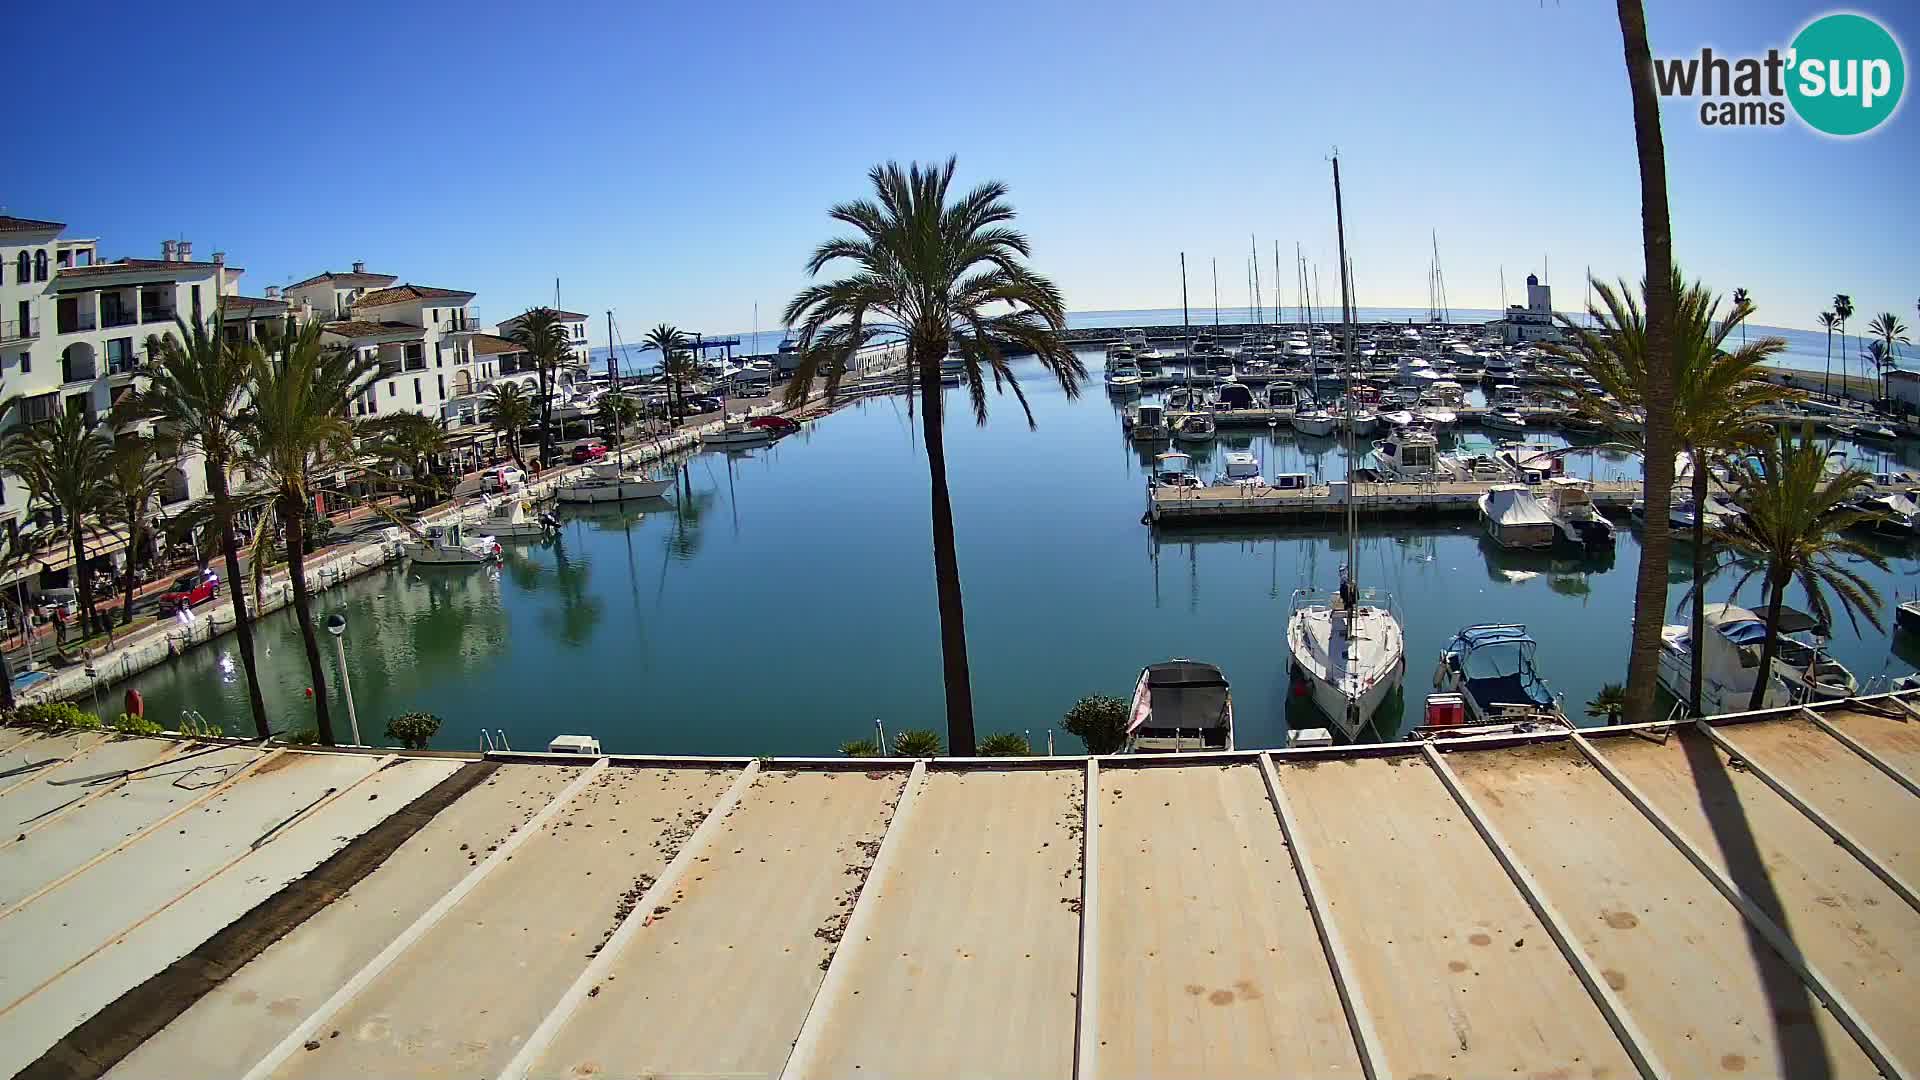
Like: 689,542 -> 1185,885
1,218 -> 239,542
312,282 -> 481,420
494,309 -> 591,367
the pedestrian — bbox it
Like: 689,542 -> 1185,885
51,605 -> 67,645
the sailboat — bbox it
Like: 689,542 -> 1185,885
1285,155 -> 1408,741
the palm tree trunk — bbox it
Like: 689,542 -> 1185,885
917,349 -> 976,756
209,462 -> 270,738
121,516 -> 141,626
1747,571 -> 1788,711
0,642 -> 13,712
1824,328 -> 1833,398
1616,0 -> 1679,726
70,523 -> 100,641
1688,453 -> 1708,716
280,493 -> 335,745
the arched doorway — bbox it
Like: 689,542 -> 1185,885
60,342 -> 97,384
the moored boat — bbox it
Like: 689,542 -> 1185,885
1656,604 -> 1795,715
475,495 -> 561,539
1124,660 -> 1235,753
1541,476 -> 1615,548
554,460 -> 674,504
404,522 -> 502,565
1172,411 -> 1217,442
1428,624 -> 1571,734
701,413 -> 800,447
1478,484 -> 1556,549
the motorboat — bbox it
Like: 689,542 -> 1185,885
1501,440 -> 1563,481
1898,599 -> 1920,634
1479,484 -> 1557,549
1847,492 -> 1920,537
1266,382 -> 1299,411
701,413 -> 799,448
1105,361 -> 1144,391
1377,408 -> 1415,429
1657,604 -> 1795,715
1287,584 -> 1406,742
1371,428 -> 1442,479
554,460 -> 674,504
1126,402 -> 1170,442
1440,434 -> 1514,481
1343,408 -> 1378,436
1124,660 -> 1235,753
1749,605 -> 1858,701
1152,451 -> 1203,489
1429,624 -> 1570,731
404,522 -> 502,565
474,494 -> 561,539
1222,450 -> 1262,484
1292,408 -> 1337,437
1212,381 -> 1255,411
1172,411 -> 1217,443
1541,477 -> 1615,548
1482,408 -> 1528,433
1166,387 -> 1194,410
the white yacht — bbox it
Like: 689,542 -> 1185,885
1657,604 -> 1796,715
555,460 -> 673,504
1152,450 -> 1203,489
1125,402 -> 1170,442
1291,407 -> 1337,437
1172,411 -> 1217,442
1105,361 -> 1144,391
1479,485 -> 1557,549
1371,427 -> 1441,479
404,522 -> 502,565
1541,477 -> 1616,548
1222,450 -> 1262,483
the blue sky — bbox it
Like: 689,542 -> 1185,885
10,0 -> 1914,338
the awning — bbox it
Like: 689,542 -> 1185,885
0,526 -> 133,587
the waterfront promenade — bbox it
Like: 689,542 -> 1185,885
0,690 -> 1913,1078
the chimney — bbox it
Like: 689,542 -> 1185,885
161,239 -> 177,262
352,260 -> 366,274
177,240 -> 193,262
212,251 -> 225,268
265,285 -> 281,300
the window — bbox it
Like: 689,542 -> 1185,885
33,251 -> 47,281
388,383 -> 395,397
434,342 -> 443,368
437,374 -> 445,399
20,351 -> 29,374
13,252 -> 27,283
191,285 -> 202,320
413,377 -> 422,405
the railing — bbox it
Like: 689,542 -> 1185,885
378,361 -> 402,379
403,357 -> 428,372
0,317 -> 38,341
56,311 -> 96,334
142,307 -> 177,324
107,353 -> 142,377
439,312 -> 481,333
102,310 -> 138,329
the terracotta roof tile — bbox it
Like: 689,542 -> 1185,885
0,215 -> 64,233
354,284 -> 475,307
323,319 -> 426,339
286,270 -> 397,290
500,309 -> 589,323
55,258 -> 221,277
221,295 -> 289,314
471,333 -> 525,355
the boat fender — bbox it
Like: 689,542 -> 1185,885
1139,509 -> 1152,526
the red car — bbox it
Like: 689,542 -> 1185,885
570,440 -> 608,464
159,572 -> 219,612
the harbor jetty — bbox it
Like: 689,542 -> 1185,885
1148,476 -> 1643,525
1,689 -> 1915,1078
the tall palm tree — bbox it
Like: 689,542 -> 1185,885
1817,311 -> 1839,397
1832,293 -> 1854,400
596,392 -> 642,459
99,433 -> 180,626
643,324 -> 690,418
1731,287 -> 1749,346
1600,1 -> 1678,725
0,406 -> 114,640
1713,426 -> 1886,710
1549,272 -> 1795,716
1868,311 -> 1908,401
482,381 -> 533,468
507,308 -> 573,462
362,412 -> 451,509
116,309 -> 270,736
239,320 -> 380,745
783,158 -> 1083,754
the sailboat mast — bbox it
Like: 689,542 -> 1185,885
1180,252 -> 1191,356
1251,234 -> 1262,329
1332,153 -> 1359,587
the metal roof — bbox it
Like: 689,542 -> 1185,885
0,692 -> 1916,1079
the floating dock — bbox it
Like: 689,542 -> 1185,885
1147,477 -> 1643,525
4,691 -> 1918,1079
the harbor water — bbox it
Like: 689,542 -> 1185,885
115,348 -> 1920,754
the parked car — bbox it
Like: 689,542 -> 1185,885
570,440 -> 608,464
685,396 -> 723,414
480,465 -> 527,493
159,572 -> 219,612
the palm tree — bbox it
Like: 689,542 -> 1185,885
596,392 -> 642,456
1585,682 -> 1627,725
1817,311 -> 1839,397
362,412 -> 451,509
1550,272 -> 1795,716
99,433 -> 179,626
1833,294 -> 1854,399
506,308 -> 573,461
1714,426 -> 1886,710
783,158 -> 1084,754
1868,311 -> 1908,401
239,320 -> 380,745
116,309 -> 270,737
643,324 -> 690,418
482,381 -> 533,468
0,407 -> 113,640
1731,287 -> 1749,346
1608,0 -> 1682,725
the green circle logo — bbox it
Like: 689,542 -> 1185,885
1788,13 -> 1905,136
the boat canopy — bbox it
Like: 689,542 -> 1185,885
1128,661 -> 1231,734
1706,601 -> 1824,638
1215,383 -> 1254,409
1482,485 -> 1553,527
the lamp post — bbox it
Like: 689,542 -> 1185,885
325,613 -> 362,746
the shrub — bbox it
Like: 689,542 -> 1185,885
1063,694 -> 1130,755
838,738 -> 880,758
384,711 -> 443,750
977,732 -> 1032,757
284,727 -> 319,746
111,712 -> 164,736
890,729 -> 943,757
15,702 -> 102,731
175,712 -> 224,740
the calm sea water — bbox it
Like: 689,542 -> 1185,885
117,347 -> 1920,754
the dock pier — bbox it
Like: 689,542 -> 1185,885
1147,478 -> 1644,526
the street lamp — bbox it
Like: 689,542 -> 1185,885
325,613 -> 362,746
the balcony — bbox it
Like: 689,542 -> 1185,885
102,309 -> 138,329
438,311 -> 481,334
141,306 -> 177,324
56,311 -> 96,335
378,360 -> 402,379
0,317 -> 37,342
107,351 -> 143,379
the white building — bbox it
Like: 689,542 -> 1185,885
1486,273 -> 1564,345
495,309 -> 591,367
2,218 -> 242,552
285,280 -> 481,421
